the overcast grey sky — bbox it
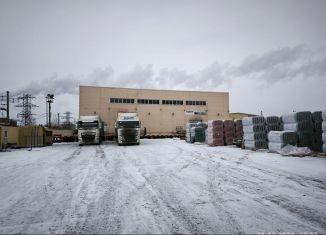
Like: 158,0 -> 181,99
1,0 -> 326,122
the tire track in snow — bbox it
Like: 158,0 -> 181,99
64,147 -> 81,161
123,146 -> 218,234
68,145 -> 123,234
174,143 -> 326,232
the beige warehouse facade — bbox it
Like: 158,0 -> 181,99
79,86 -> 229,137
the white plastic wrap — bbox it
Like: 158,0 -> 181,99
242,116 -> 265,126
243,132 -> 267,141
243,124 -> 266,133
278,145 -> 312,156
323,111 -> 326,121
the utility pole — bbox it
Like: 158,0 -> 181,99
46,94 -> 54,127
57,113 -> 60,126
6,91 -> 9,123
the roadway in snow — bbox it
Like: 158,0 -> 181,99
0,139 -> 325,234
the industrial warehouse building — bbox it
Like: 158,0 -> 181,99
79,86 -> 229,137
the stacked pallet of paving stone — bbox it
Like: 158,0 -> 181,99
266,116 -> 282,132
267,131 -> 298,153
312,111 -> 323,152
243,116 -> 267,150
206,120 -> 224,146
234,119 -> 243,139
186,123 -> 197,143
223,119 -> 236,145
323,111 -> 326,152
191,126 -> 206,143
281,111 -> 314,149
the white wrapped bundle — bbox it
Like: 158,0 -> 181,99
242,116 -> 265,126
243,132 -> 267,141
186,123 -> 197,143
244,140 -> 267,150
266,116 -> 280,125
243,124 -> 266,133
323,133 -> 326,142
268,142 -> 284,153
323,111 -> 326,121
281,111 -> 312,123
268,131 -> 297,145
283,122 -> 313,132
266,125 -> 281,132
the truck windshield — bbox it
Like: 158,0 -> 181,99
118,121 -> 140,128
78,121 -> 98,129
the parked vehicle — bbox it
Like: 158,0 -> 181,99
77,115 -> 104,146
115,112 -> 141,145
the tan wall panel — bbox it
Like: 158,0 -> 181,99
79,86 -> 229,135
0,126 -> 19,145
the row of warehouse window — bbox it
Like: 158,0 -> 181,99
110,98 -> 207,106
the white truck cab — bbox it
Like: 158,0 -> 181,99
77,115 -> 104,146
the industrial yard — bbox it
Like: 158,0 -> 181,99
0,139 -> 325,234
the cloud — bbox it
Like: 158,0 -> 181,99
229,44 -> 326,83
14,66 -> 114,96
13,44 -> 326,96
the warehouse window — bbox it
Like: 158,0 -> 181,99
137,99 -> 160,105
186,100 -> 206,106
162,100 -> 183,105
110,98 -> 135,104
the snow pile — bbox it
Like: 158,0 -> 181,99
278,144 -> 312,156
267,131 -> 298,153
243,116 -> 267,150
206,120 -> 224,146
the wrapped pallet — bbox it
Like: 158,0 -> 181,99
191,127 -> 206,143
281,111 -> 313,149
312,111 -> 323,152
266,116 -> 281,132
242,116 -> 267,150
268,131 -> 298,153
206,120 -> 224,146
185,123 -> 197,143
223,119 -> 235,145
234,119 -> 243,139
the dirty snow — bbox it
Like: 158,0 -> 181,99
0,139 -> 325,234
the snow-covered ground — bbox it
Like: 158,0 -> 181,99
0,139 -> 325,234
